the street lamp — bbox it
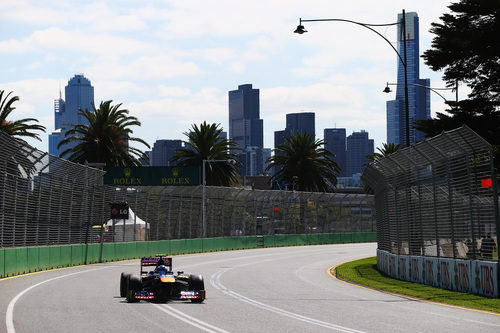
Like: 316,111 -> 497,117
383,81 -> 459,103
202,159 -> 233,237
295,10 -> 410,147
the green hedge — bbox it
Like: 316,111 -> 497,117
0,232 -> 375,278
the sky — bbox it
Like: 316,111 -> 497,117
1,0 -> 463,154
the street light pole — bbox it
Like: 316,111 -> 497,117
295,10 -> 410,146
401,10 -> 410,147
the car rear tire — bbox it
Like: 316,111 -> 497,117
188,274 -> 205,303
120,272 -> 130,297
126,275 -> 141,303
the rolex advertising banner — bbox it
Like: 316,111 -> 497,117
103,166 -> 200,186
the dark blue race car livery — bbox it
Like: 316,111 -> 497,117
120,255 -> 205,303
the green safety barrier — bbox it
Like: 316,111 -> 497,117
0,248 -> 4,277
0,232 -> 376,278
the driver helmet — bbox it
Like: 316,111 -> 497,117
156,265 -> 168,275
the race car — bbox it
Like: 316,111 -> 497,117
119,255 -> 205,303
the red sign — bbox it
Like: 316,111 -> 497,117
481,178 -> 492,188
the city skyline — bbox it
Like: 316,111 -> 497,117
1,1 -> 461,155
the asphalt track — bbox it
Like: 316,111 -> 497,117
1,243 -> 499,333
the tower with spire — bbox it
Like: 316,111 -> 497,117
49,74 -> 94,157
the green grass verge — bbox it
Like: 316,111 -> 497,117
334,257 -> 500,313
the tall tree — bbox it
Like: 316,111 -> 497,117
266,132 -> 340,192
417,0 -> 500,166
0,90 -> 46,141
58,100 -> 149,166
171,121 -> 241,187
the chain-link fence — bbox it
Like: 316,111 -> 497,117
362,125 -> 499,262
1,131 -> 375,248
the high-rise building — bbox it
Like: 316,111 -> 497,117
285,112 -> 315,137
346,130 -> 374,177
151,139 -> 182,166
324,128 -> 347,177
386,12 -> 430,146
273,112 -> 315,177
228,84 -> 264,176
49,74 -> 94,156
274,112 -> 315,146
262,148 -> 271,172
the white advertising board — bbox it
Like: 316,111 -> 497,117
398,255 -> 410,281
472,260 -> 498,297
452,259 -> 473,293
376,250 -> 499,297
437,258 -> 457,291
409,256 -> 423,284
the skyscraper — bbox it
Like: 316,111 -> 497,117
273,112 -> 315,177
274,112 -> 315,147
228,84 -> 264,176
386,12 -> 430,146
285,112 -> 315,137
151,139 -> 182,166
49,74 -> 94,156
324,128 -> 347,177
346,130 -> 374,177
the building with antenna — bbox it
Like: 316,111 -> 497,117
49,74 -> 94,157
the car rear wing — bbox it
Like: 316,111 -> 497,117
140,256 -> 172,274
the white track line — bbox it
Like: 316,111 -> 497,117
151,304 -> 230,333
6,266 -> 110,333
211,268 -> 365,333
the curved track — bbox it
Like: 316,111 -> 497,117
1,243 -> 499,332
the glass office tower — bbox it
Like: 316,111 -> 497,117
386,12 -> 430,146
346,130 -> 374,177
151,139 -> 182,166
49,74 -> 94,156
229,84 -> 264,175
324,128 -> 347,177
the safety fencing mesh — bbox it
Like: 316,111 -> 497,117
362,125 -> 499,262
0,131 -> 375,248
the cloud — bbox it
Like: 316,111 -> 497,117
85,55 -> 202,81
0,27 -> 156,55
262,83 -> 365,113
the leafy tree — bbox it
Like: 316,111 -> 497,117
58,100 -> 149,166
171,121 -> 241,187
266,132 -> 340,192
417,0 -> 500,167
0,90 -> 46,141
367,142 -> 400,162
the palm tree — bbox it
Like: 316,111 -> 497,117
367,142 -> 400,161
171,121 -> 241,186
58,100 -> 150,166
0,90 -> 46,141
266,132 -> 340,192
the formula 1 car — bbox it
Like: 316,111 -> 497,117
119,255 -> 205,303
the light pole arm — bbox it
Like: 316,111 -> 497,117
298,18 -> 405,67
386,82 -> 459,103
